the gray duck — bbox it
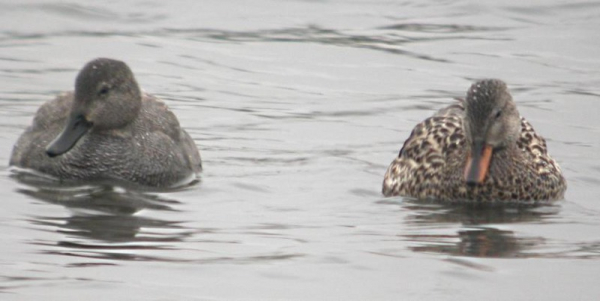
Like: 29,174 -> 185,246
382,79 -> 566,204
10,58 -> 202,187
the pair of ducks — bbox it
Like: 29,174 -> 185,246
10,58 -> 567,204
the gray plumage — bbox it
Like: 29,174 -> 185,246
382,79 -> 566,204
10,58 -> 202,187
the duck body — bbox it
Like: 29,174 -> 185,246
10,58 -> 202,187
382,79 -> 566,204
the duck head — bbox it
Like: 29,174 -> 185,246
462,79 -> 521,186
46,58 -> 142,157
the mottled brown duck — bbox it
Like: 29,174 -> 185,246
382,79 -> 566,204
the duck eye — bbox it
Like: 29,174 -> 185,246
495,110 -> 502,119
98,86 -> 110,96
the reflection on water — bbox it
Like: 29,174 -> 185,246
409,227 -> 540,258
12,170 -> 193,261
10,170 -> 305,265
399,200 -> 559,258
402,200 -> 559,225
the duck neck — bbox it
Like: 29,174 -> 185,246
486,143 -> 523,178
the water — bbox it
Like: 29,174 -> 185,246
1,0 -> 600,300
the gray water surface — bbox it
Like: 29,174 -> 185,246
1,1 -> 600,300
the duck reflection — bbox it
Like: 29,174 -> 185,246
12,170 -> 193,259
407,227 -> 545,258
400,200 -> 558,258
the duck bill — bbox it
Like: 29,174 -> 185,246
46,114 -> 92,157
464,141 -> 493,186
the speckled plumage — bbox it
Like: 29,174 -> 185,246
382,79 -> 566,204
10,58 -> 202,187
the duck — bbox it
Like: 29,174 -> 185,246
382,79 -> 566,204
10,58 -> 202,187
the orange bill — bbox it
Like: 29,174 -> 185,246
464,143 -> 493,185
